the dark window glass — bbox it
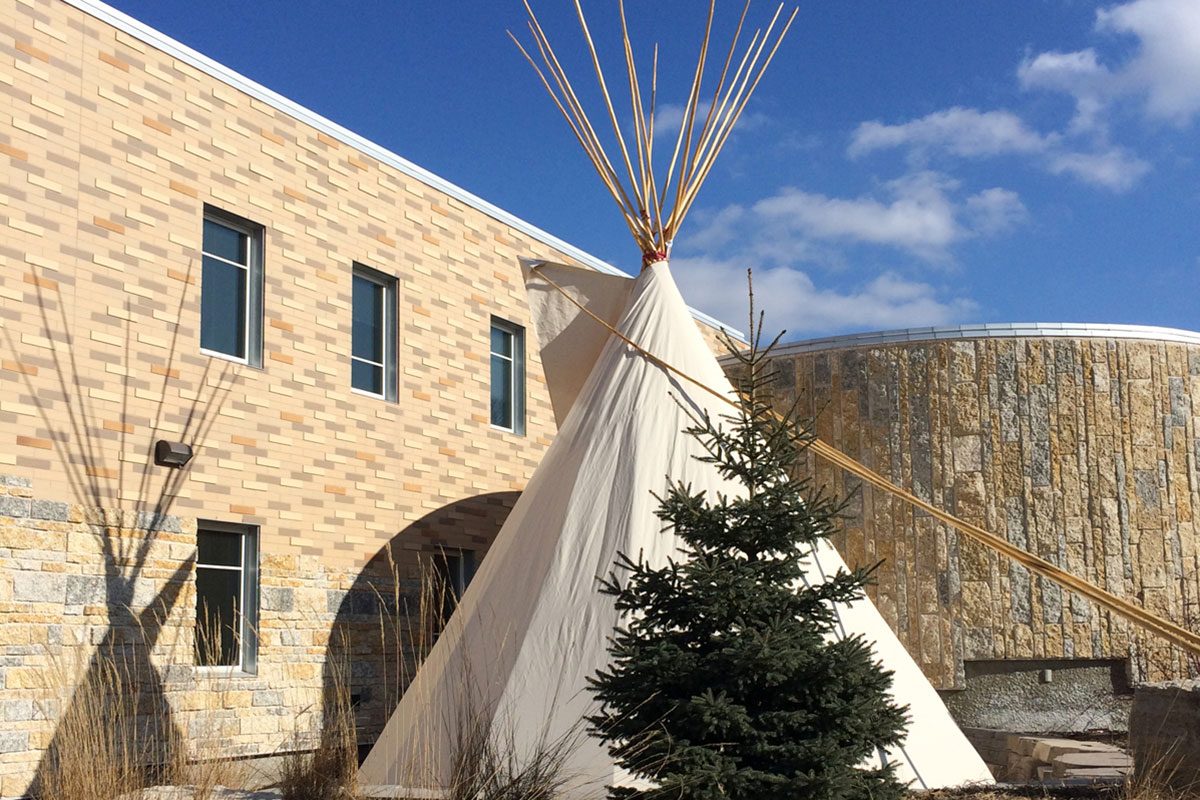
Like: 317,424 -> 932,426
198,530 -> 242,566
352,274 -> 384,363
351,268 -> 395,398
352,358 -> 383,395
202,218 -> 244,263
490,325 -> 512,358
433,549 -> 476,627
195,524 -> 258,671
195,567 -> 241,667
489,321 -> 523,431
490,352 -> 512,428
200,256 -> 247,357
201,215 -> 253,360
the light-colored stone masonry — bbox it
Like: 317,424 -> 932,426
0,473 -> 499,798
774,335 -> 1200,690
0,0 -> 734,795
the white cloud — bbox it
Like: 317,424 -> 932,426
1021,0 -> 1200,126
848,106 -> 1150,192
965,188 -> 1029,234
673,257 -> 978,337
1019,49 -> 1110,92
753,183 -> 958,256
653,100 -> 767,141
653,102 -> 695,140
1018,48 -> 1116,133
1100,0 -> 1200,123
1018,49 -> 1110,98
849,107 -> 1051,158
741,171 -> 1025,261
1047,148 -> 1151,190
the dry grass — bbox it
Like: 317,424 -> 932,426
274,554 -> 581,800
364,556 -> 583,800
443,706 -> 581,800
276,639 -> 360,800
29,554 -> 1197,800
33,614 -> 247,800
35,642 -> 173,800
916,789 -> 1121,800
32,545 -> 581,800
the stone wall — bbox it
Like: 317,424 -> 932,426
0,473 -> 512,798
773,335 -> 1200,690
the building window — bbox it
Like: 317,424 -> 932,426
195,521 -> 259,672
432,548 -> 476,627
351,264 -> 397,400
490,318 -> 525,433
201,207 -> 263,366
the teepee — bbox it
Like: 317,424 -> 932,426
359,2 -> 992,794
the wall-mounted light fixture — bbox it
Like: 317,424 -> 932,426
154,440 -> 194,468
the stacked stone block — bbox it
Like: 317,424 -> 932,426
775,335 -> 1200,689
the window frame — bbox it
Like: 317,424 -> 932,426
489,317 -> 526,435
431,547 -> 476,628
200,206 -> 264,368
194,520 -> 260,675
349,263 -> 398,402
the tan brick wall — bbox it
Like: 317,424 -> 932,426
0,0 -> 568,572
0,0 -> 731,793
0,0 -> 726,569
775,337 -> 1200,689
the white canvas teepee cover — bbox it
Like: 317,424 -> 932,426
359,261 -> 991,794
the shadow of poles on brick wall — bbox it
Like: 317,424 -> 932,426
2,262 -> 237,796
322,492 -> 521,760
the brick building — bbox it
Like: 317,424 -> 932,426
5,0 -> 1200,795
0,0 -> 734,794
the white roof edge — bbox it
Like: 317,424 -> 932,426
62,0 -> 747,343
771,322 -> 1200,356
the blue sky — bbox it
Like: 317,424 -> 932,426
105,1 -> 1200,340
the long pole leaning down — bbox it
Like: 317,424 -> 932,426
530,263 -> 1200,659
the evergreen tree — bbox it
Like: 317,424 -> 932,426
588,311 -> 909,800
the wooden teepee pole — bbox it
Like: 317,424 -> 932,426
513,1 -> 795,260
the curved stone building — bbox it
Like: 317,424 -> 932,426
770,323 -> 1200,730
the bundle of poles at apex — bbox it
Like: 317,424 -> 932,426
512,0 -> 796,267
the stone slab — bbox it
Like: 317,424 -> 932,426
1031,738 -> 1121,763
1052,752 -> 1133,779
1053,751 -> 1133,768
1058,767 -> 1132,779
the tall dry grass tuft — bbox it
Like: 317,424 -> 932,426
34,601 -> 251,800
278,634 -> 360,800
179,617 -> 258,800
35,640 -> 176,800
444,709 -> 581,800
1125,716 -> 1200,800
